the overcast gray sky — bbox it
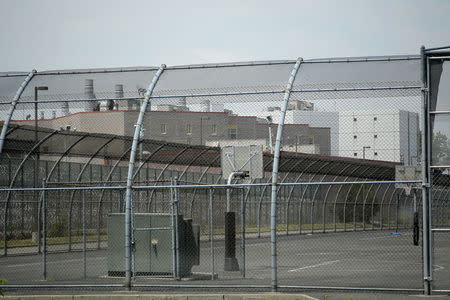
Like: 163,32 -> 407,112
0,0 -> 449,71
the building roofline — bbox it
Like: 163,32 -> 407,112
11,109 -> 232,122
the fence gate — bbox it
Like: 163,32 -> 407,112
424,46 -> 450,294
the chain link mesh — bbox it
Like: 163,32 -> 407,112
0,57 -> 449,293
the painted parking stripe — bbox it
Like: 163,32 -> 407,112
288,260 -> 340,272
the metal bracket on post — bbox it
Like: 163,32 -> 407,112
123,64 -> 165,290
270,58 -> 303,292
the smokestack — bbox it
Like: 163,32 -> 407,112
114,84 -> 128,110
100,84 -> 119,111
61,101 -> 69,116
211,102 -> 224,112
115,84 -> 124,98
84,79 -> 98,111
111,84 -> 122,110
201,99 -> 211,112
177,97 -> 187,107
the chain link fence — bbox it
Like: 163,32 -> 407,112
0,51 -> 449,294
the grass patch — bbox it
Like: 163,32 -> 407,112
0,234 -> 107,248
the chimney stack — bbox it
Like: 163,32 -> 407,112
114,84 -> 128,110
201,99 -> 211,112
61,101 -> 69,116
177,97 -> 187,107
84,79 -> 98,111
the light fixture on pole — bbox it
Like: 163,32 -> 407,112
266,116 -> 273,153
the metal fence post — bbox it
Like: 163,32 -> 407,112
82,189 -> 87,279
241,188 -> 246,278
42,179 -> 47,280
420,45 -> 433,295
270,58 -> 302,292
123,65 -> 165,289
170,179 -> 178,279
174,178 -> 181,280
209,188 -> 215,280
396,194 -> 400,232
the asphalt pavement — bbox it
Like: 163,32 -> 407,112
1,229 -> 449,293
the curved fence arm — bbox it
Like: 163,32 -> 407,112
269,58 -> 302,292
3,129 -> 59,256
123,64 -> 165,289
0,70 -> 36,154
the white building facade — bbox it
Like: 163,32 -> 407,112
256,102 -> 419,165
255,107 -> 340,156
339,110 -> 419,165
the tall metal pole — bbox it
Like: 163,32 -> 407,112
124,65 -> 165,290
170,179 -> 177,279
420,46 -> 432,295
82,190 -> 87,279
174,178 -> 181,280
42,179 -> 47,280
209,188 -> 215,280
270,58 -> 302,292
240,188 -> 246,278
34,86 -> 48,237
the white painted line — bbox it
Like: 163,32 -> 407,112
288,260 -> 340,272
433,264 -> 444,271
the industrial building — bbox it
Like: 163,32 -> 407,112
9,79 -> 331,155
256,100 -> 419,164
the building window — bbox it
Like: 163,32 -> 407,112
374,134 -> 377,138
353,117 -> 357,122
354,153 -> 357,157
160,124 -> 167,134
353,135 -> 357,139
186,124 -> 192,135
211,124 -> 217,135
374,117 -> 377,121
228,128 -> 237,139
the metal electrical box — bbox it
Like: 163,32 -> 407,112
107,213 -> 200,277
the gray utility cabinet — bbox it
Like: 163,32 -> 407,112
107,213 -> 200,277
